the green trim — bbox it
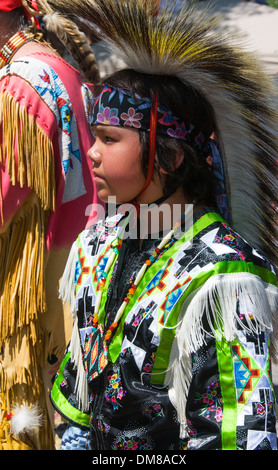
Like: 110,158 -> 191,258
51,352 -> 90,428
216,337 -> 237,450
150,259 -> 276,385
108,210 -> 276,368
108,212 -> 225,363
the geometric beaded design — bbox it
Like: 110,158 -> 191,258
0,30 -> 34,69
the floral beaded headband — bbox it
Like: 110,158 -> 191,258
92,84 -> 230,221
91,84 -> 208,149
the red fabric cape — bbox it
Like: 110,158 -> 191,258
0,0 -> 23,12
0,1 -> 38,13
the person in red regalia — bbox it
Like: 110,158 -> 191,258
0,0 -> 103,450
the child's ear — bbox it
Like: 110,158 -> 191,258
159,150 -> 184,175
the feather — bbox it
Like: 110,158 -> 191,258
10,404 -> 43,438
47,0 -> 278,272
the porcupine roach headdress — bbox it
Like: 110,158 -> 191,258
48,0 -> 278,272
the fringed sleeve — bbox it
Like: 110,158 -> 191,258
0,72 -> 56,345
170,271 -> 278,442
0,193 -> 47,343
0,88 -> 56,216
0,74 -> 56,449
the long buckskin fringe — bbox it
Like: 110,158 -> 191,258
0,193 -> 47,343
0,91 -> 56,448
0,196 -> 55,450
0,194 -> 55,449
0,92 -> 56,221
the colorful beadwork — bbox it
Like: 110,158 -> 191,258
0,30 -> 34,69
94,217 -> 185,345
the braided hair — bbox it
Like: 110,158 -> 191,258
22,0 -> 100,83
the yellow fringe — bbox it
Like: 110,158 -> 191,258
0,194 -> 55,450
0,92 -> 56,214
0,89 -> 59,450
0,193 -> 47,344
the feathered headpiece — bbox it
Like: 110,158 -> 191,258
48,0 -> 278,271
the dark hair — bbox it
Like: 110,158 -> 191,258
103,69 -> 217,205
0,7 -> 29,31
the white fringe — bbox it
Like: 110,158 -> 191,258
59,240 -> 90,411
168,354 -> 192,439
70,318 -> 90,412
178,272 -> 276,355
59,240 -> 78,315
168,272 -> 278,439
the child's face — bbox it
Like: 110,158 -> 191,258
88,124 -> 146,204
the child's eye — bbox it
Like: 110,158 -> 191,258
104,135 -> 116,143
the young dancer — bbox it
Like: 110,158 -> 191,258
49,0 -> 278,450
0,0 -> 102,450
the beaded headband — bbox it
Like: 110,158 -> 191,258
92,84 -> 230,221
91,84 -> 208,150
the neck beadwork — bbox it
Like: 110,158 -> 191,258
94,214 -> 186,344
0,30 -> 35,69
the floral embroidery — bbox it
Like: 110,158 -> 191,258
131,302 -> 156,327
105,371 -> 127,410
121,107 -> 143,128
214,224 -> 246,261
97,419 -> 110,435
186,419 -> 197,438
97,106 -> 119,126
143,362 -> 152,373
255,402 -> 273,416
194,381 -> 223,422
167,126 -> 186,139
143,351 -> 156,374
142,403 -> 164,418
112,436 -> 152,450
178,440 -> 188,450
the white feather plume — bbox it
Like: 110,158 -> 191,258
10,404 -> 43,438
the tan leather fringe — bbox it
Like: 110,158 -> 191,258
0,193 -> 47,343
0,92 -> 56,214
0,86 -> 57,450
0,196 -> 54,449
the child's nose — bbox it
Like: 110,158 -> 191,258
88,144 -> 101,163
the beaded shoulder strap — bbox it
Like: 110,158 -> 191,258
0,30 -> 35,69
